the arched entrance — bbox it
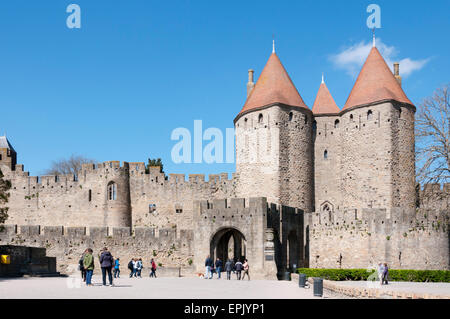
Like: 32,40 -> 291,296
210,228 -> 246,263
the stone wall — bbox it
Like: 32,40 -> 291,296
306,207 -> 449,270
0,161 -> 237,231
0,224 -> 194,275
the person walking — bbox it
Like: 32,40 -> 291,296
136,258 -> 143,278
225,259 -> 233,280
150,258 -> 157,278
100,247 -> 114,286
79,253 -> 86,282
113,258 -> 120,278
128,258 -> 135,278
83,248 -> 94,287
377,263 -> 385,285
204,255 -> 213,279
215,258 -> 223,279
383,263 -> 389,285
242,259 -> 250,280
235,259 -> 243,280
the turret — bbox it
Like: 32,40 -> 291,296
0,135 -> 17,171
339,44 -> 416,210
234,45 -> 313,212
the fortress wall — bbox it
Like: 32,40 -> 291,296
2,161 -> 237,231
313,115 -> 342,212
419,183 -> 450,210
307,207 -> 449,270
129,168 -> 237,231
0,224 -> 194,275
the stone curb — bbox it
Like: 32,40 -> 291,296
291,274 -> 449,299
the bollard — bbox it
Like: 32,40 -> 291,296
313,277 -> 323,297
299,273 -> 306,288
284,271 -> 291,281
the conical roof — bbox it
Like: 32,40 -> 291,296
343,47 -> 413,110
312,81 -> 340,114
237,52 -> 308,117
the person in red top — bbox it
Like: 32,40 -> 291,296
149,258 -> 157,278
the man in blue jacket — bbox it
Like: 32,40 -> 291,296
204,255 -> 213,279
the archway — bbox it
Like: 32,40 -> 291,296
210,228 -> 246,263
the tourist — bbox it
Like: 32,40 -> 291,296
383,263 -> 389,285
113,258 -> 120,278
235,259 -> 243,280
204,255 -> 213,279
128,258 -> 135,278
150,258 -> 157,278
100,247 -> 114,286
79,252 -> 86,282
215,258 -> 223,279
242,259 -> 250,280
83,248 -> 94,286
225,259 -> 233,280
378,263 -> 385,285
136,258 -> 143,278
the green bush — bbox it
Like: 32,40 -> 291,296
296,268 -> 450,282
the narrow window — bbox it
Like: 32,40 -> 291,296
334,119 -> 340,128
107,182 -> 117,201
324,150 -> 328,159
258,113 -> 263,123
350,114 -> 354,122
289,112 -> 293,121
312,120 -> 317,131
88,189 -> 92,202
367,110 -> 373,120
149,204 -> 156,213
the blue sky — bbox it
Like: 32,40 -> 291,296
0,0 -> 449,178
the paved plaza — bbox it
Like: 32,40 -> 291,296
0,275 -> 343,299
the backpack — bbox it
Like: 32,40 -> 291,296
128,260 -> 133,270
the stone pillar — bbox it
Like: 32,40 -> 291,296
263,228 -> 278,280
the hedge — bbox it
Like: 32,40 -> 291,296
296,268 -> 450,282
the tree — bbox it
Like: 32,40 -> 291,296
146,158 -> 164,173
44,154 -> 94,178
415,84 -> 450,185
0,168 -> 11,226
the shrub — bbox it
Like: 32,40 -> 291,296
296,268 -> 450,282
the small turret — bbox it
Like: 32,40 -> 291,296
0,135 -> 17,171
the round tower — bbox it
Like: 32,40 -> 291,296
100,161 -> 132,227
234,48 -> 313,213
339,45 -> 416,210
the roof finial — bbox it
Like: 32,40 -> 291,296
372,28 -> 376,47
272,39 -> 275,54
321,72 -> 324,84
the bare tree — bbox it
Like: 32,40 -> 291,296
415,84 -> 450,184
0,168 -> 11,226
44,154 -> 94,178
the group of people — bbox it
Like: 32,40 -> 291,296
127,258 -> 157,278
204,255 -> 250,280
377,263 -> 389,285
78,247 -> 158,287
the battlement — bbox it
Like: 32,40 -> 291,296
195,197 -> 266,212
420,183 -> 450,196
0,224 -> 192,242
309,207 -> 449,230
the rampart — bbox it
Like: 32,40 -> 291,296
0,224 -> 194,275
307,207 -> 449,270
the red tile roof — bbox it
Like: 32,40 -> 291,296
312,82 -> 340,114
237,53 -> 308,116
343,47 -> 413,111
